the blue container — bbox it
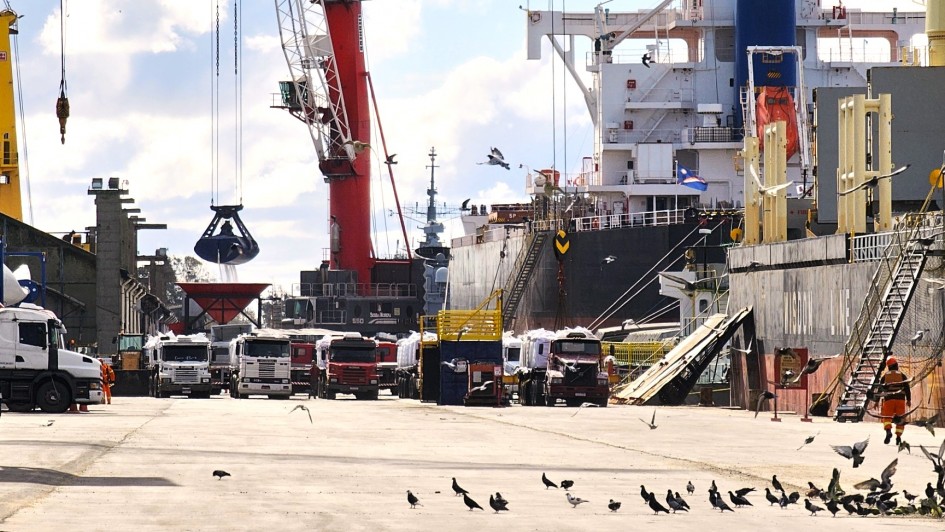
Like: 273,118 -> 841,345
734,0 -> 797,131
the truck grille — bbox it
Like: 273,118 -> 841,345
258,360 -> 276,379
341,366 -> 368,384
175,369 -> 199,384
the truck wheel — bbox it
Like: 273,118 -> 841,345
7,401 -> 35,412
36,380 -> 72,414
544,394 -> 556,407
369,391 -> 379,400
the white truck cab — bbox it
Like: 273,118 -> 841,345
144,333 -> 213,398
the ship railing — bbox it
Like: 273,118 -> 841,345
572,209 -> 686,231
849,212 -> 944,262
605,128 -> 683,145
316,309 -> 346,325
685,127 -> 742,143
294,282 -> 418,298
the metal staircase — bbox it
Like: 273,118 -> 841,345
834,240 -> 930,422
501,231 -> 548,330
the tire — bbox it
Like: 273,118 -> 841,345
326,390 -> 337,400
36,380 -> 72,414
7,401 -> 35,412
597,398 -> 609,408
544,393 -> 556,407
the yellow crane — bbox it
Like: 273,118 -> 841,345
0,8 -> 21,221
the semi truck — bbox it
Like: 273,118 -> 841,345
289,340 -> 315,395
209,323 -> 254,394
314,332 -> 379,400
0,305 -> 105,413
518,327 -> 609,407
374,338 -> 398,395
144,333 -> 213,398
228,332 -> 292,399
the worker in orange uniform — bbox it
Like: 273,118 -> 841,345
880,357 -> 910,445
101,359 -> 116,404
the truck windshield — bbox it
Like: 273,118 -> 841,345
163,346 -> 209,362
506,346 -> 521,363
552,340 -> 601,357
244,340 -> 290,358
211,347 -> 229,364
331,347 -> 376,363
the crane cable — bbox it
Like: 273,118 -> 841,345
234,0 -> 242,205
210,0 -> 219,206
55,0 -> 69,145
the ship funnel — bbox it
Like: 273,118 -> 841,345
929,0 -> 945,66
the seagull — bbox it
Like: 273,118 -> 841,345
478,147 -> 510,170
569,402 -> 601,417
791,355 -> 840,383
639,409 -> 658,429
406,490 -> 421,508
212,470 -> 231,480
755,390 -> 776,418
910,329 -> 928,348
289,404 -> 313,424
661,272 -> 719,293
837,165 -> 910,196
441,358 -> 461,371
831,437 -> 869,467
542,472 -> 558,489
342,139 -> 370,154
729,341 -> 753,356
797,431 -> 821,450
469,380 -> 494,393
452,477 -> 469,496
748,165 -> 794,198
489,494 -> 509,513
601,255 -> 617,265
687,481 -> 695,495
460,198 -> 471,211
608,499 -> 621,512
384,153 -> 397,165
566,492 -> 589,508
462,492 -> 484,511
641,52 -> 651,67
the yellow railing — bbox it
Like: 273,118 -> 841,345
603,341 -> 673,368
436,309 -> 502,341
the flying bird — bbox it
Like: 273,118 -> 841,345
469,380 -> 494,393
641,52 -> 651,67
566,492 -> 589,508
755,390 -> 776,418
863,403 -> 920,426
460,198 -> 471,211
608,499 -> 621,512
639,409 -> 658,429
918,438 -> 945,474
212,470 -> 231,480
489,494 -> 509,513
570,402 -> 602,417
748,165 -> 795,198
797,431 -> 821,450
406,490 -> 421,508
452,477 -> 469,496
462,492 -> 484,511
910,329 -> 929,348
805,498 -> 824,516
911,414 -> 939,436
837,164 -> 910,196
289,404 -> 313,424
601,255 -> 617,265
441,358 -> 461,371
478,147 -> 510,170
560,480 -> 574,490
661,272 -> 719,293
831,437 -> 870,468
791,355 -> 840,383
384,153 -> 397,165
342,139 -> 371,154
542,472 -> 558,489
853,458 -> 897,492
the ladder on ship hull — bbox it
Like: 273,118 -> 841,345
834,241 -> 930,423
502,231 -> 548,331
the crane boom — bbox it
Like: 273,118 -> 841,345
0,8 -> 22,221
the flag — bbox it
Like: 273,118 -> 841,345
677,165 -> 708,192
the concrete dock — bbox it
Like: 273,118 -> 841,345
0,395 -> 942,531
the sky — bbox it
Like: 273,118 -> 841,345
9,0 -> 924,295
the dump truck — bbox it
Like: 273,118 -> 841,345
144,332 -> 213,398
314,332 -> 379,400
210,323 -> 253,394
518,327 -> 608,407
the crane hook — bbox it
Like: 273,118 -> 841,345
56,84 -> 69,145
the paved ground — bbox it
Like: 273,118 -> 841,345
0,394 -> 942,531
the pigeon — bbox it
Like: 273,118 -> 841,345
912,414 -> 939,436
729,491 -> 752,507
788,491 -> 801,504
898,439 -> 911,454
494,492 -> 509,506
686,481 -> 695,495
342,139 -> 370,154
708,488 -> 720,509
765,487 -> 779,505
542,473 -> 558,489
831,437 -> 869,467
673,492 -> 690,510
463,492 -> 484,511
805,482 -> 823,499
910,329 -> 929,348
641,52 -> 651,67
852,458 -> 897,493
755,390 -> 776,418
918,439 -> 945,474
640,485 -> 652,504
837,165 -> 910,196
771,475 -> 784,493
646,492 -> 670,514
384,153 -> 397,165
488,494 -> 509,513
734,487 -> 755,497
560,480 -> 574,490
407,490 -> 421,508
469,380 -> 494,393
798,431 -> 821,450
566,492 -> 588,508
805,498 -> 824,516
212,470 -> 230,480
639,409 -> 658,429
715,493 -> 734,512
289,404 -> 313,424
825,498 -> 840,517
478,147 -> 510,170
666,489 -> 688,513
711,480 -> 718,492
452,477 -> 469,496
608,499 -> 621,512
779,491 -> 790,509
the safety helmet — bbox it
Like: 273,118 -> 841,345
885,357 -> 898,368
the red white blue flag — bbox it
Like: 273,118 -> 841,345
677,165 -> 708,191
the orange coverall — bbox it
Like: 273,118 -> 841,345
880,370 -> 910,436
101,362 -> 116,404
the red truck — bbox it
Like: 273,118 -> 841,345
375,340 -> 398,395
290,341 -> 316,395
314,333 -> 379,400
